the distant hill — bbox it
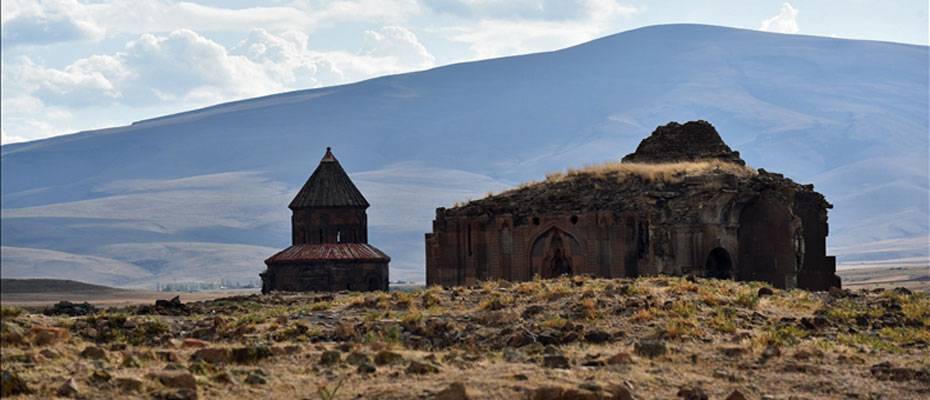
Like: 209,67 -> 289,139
1,24 -> 927,287
0,278 -> 126,294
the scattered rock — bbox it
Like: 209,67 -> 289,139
115,377 -> 144,393
157,350 -> 181,363
319,350 -> 341,365
432,382 -> 469,400
231,345 -> 272,364
542,355 -> 571,369
57,378 -> 81,398
44,301 -> 97,316
244,372 -> 267,385
31,325 -> 70,346
151,370 -> 197,390
153,388 -> 198,400
607,352 -> 634,365
357,363 -> 377,374
870,361 -> 928,382
346,351 -> 371,366
584,330 -> 611,343
40,348 -> 62,360
677,386 -> 708,400
720,346 -> 747,358
527,386 -> 599,400
522,305 -> 545,319
81,345 -> 107,360
759,345 -> 781,364
407,360 -> 439,374
151,296 -> 190,315
122,354 -> 143,368
757,287 -> 774,297
374,350 -> 404,366
609,385 -> 635,400
211,371 -> 237,385
90,369 -> 112,385
191,348 -> 231,364
634,339 -> 666,358
726,389 -> 749,400
0,370 -> 31,396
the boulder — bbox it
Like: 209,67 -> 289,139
432,382 -> 469,400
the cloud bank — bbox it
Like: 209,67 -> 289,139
760,2 -> 799,34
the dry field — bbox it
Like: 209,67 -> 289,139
838,264 -> 930,293
1,276 -> 928,399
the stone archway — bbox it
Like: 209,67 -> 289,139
530,228 -> 584,278
705,247 -> 733,279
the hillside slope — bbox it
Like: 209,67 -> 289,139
1,24 -> 927,286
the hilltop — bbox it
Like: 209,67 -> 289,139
2,276 -> 928,398
0,279 -> 126,294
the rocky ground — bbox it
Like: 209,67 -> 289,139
2,276 -> 928,399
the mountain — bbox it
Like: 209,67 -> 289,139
2,24 -> 927,287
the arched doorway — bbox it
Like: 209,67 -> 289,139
705,247 -> 733,279
530,228 -> 584,278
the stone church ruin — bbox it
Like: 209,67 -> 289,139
261,148 -> 389,293
425,121 -> 840,290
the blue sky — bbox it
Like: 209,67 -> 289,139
1,0 -> 927,144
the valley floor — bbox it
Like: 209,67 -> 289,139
1,276 -> 928,399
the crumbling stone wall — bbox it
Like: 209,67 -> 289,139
425,121 -> 839,290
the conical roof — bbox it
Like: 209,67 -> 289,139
289,147 -> 370,209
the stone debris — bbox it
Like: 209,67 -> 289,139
634,340 -> 667,358
56,377 -> 80,398
43,301 -> 97,316
80,345 -> 107,360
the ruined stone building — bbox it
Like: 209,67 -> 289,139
425,121 -> 840,290
261,148 -> 389,293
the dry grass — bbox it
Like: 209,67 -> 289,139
545,159 -> 756,184
3,276 -> 928,400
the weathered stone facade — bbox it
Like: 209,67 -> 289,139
425,121 -> 840,290
262,148 -> 389,293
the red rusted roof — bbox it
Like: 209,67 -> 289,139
265,243 -> 390,264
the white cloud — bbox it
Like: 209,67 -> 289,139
760,2 -> 799,34
426,0 -> 634,22
1,0 -> 104,47
441,0 -> 638,59
364,26 -> 436,69
1,26 -> 435,142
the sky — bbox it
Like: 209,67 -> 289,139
1,1 -> 927,145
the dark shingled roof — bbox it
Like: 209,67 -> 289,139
289,147 -> 370,209
265,243 -> 390,264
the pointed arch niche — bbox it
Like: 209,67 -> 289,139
530,227 -> 585,278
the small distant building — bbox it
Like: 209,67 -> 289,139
425,121 -> 840,291
261,148 -> 389,293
